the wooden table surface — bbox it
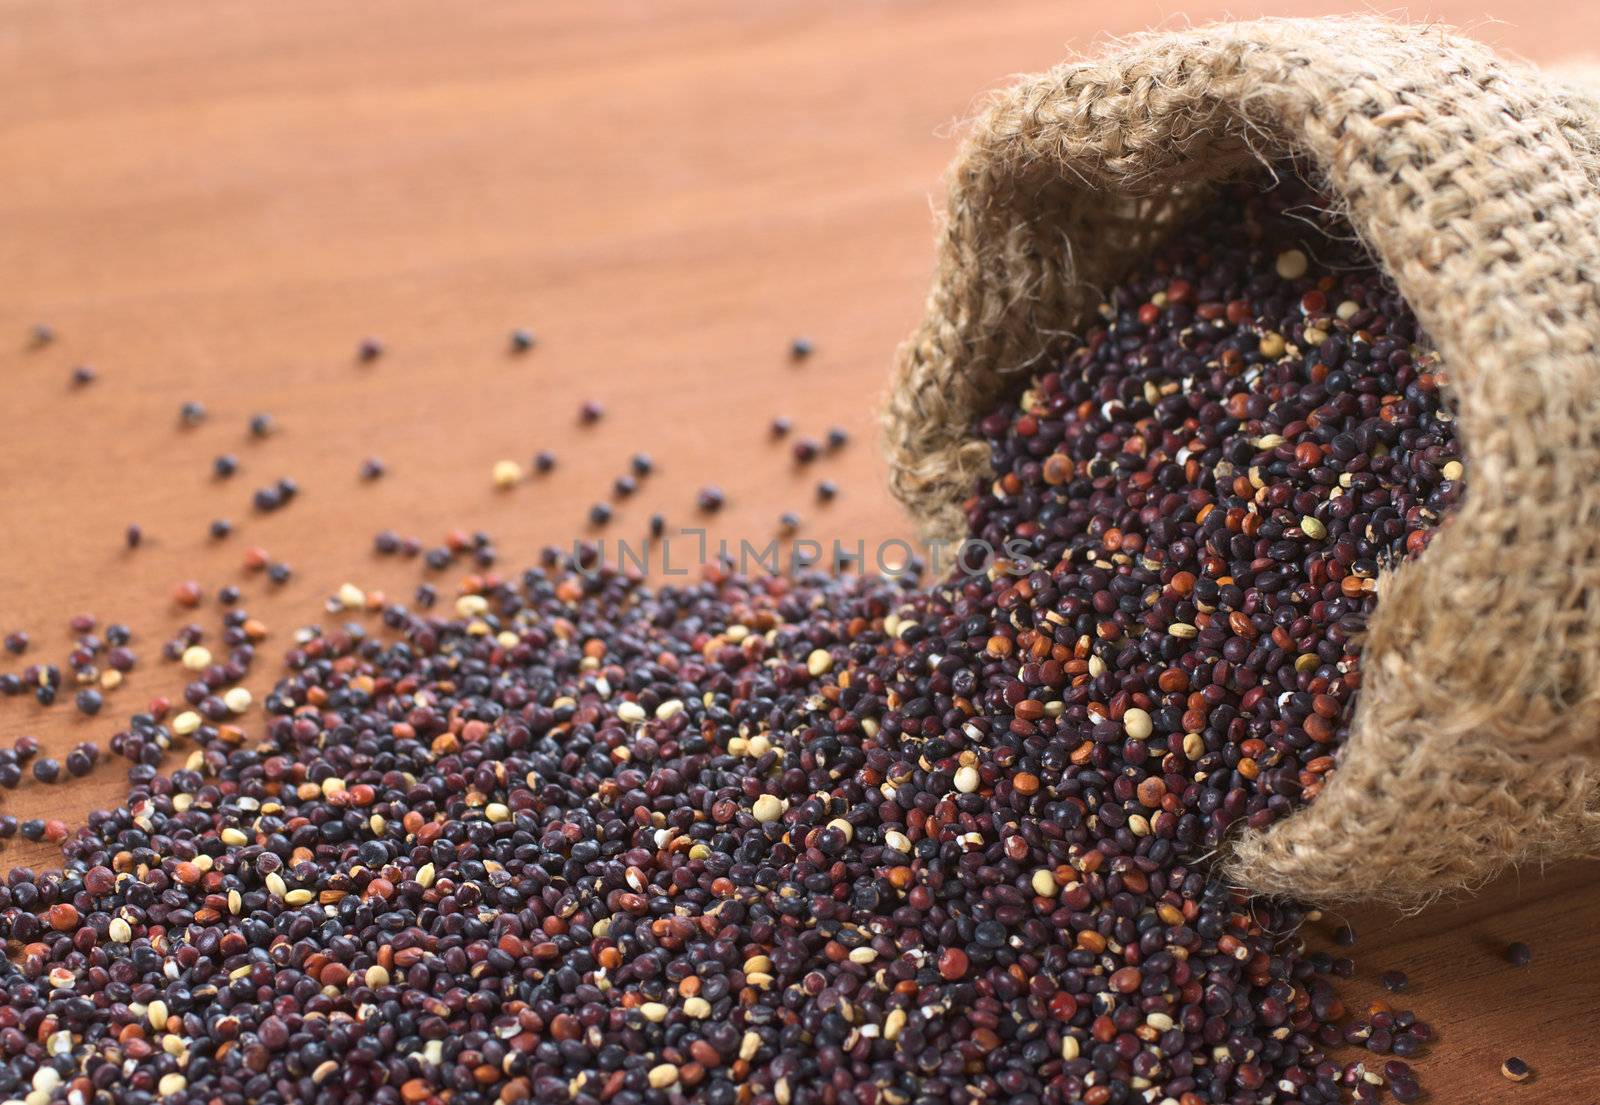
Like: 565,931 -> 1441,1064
1,2 -> 1596,1101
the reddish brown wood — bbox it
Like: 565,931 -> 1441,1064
0,2 -> 1595,1100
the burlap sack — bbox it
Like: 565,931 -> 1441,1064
885,17 -> 1600,906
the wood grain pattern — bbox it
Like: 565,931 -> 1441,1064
0,2 -> 1595,1100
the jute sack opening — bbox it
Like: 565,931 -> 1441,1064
885,17 -> 1600,906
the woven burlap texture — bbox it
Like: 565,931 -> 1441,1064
885,17 -> 1600,906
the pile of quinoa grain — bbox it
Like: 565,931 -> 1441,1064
0,179 -> 1456,1105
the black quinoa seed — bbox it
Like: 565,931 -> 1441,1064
0,175 -> 1458,1105
1506,941 -> 1533,966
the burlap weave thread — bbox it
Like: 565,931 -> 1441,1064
885,17 -> 1600,905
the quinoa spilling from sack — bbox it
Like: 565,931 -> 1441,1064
0,180 -> 1454,1105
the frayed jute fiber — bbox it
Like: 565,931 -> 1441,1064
885,17 -> 1600,906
